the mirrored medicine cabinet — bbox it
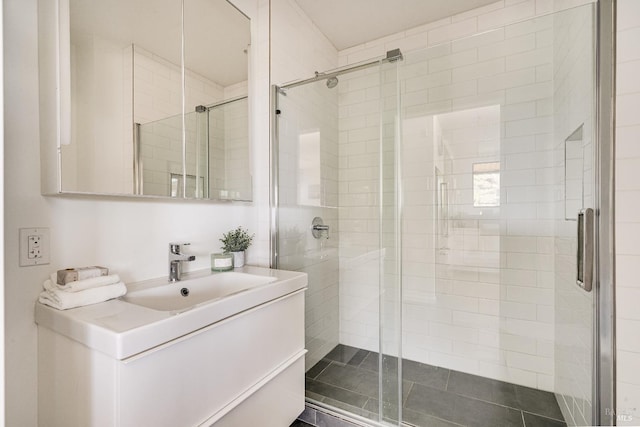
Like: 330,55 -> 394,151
38,0 -> 253,201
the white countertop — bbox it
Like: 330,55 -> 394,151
34,266 -> 307,360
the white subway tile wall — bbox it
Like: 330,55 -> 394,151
337,65 -> 384,353
208,98 -> 251,200
270,0 -> 340,370
335,0 -> 593,399
616,0 -> 640,425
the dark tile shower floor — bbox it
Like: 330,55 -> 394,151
304,344 -> 566,427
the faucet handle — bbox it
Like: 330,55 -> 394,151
169,242 -> 190,253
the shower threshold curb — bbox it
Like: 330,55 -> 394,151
298,400 -> 404,427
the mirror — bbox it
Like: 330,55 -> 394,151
53,0 -> 251,200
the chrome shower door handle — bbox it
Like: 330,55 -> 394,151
577,208 -> 594,292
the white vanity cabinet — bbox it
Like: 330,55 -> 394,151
36,267 -> 307,427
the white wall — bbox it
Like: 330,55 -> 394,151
3,1 -> 270,426
615,0 -> 640,424
336,65 -> 386,355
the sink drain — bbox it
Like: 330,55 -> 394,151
180,287 -> 189,297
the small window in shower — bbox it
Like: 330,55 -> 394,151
473,162 -> 500,207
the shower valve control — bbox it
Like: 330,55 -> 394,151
312,217 -> 330,239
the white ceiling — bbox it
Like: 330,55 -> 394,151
294,0 -> 500,50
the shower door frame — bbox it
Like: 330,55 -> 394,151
595,0 -> 616,425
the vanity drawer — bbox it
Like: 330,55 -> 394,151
118,290 -> 305,426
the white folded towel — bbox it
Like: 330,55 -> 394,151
47,273 -> 121,292
39,282 -> 127,310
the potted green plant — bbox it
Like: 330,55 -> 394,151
220,226 -> 254,268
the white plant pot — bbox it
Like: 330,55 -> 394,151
232,251 -> 245,268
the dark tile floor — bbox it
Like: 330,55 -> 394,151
303,344 -> 567,427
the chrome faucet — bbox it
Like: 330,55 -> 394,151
169,243 -> 196,282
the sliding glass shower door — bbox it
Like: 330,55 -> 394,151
273,57 -> 405,424
272,4 -> 600,426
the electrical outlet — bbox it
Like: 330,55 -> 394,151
19,228 -> 50,266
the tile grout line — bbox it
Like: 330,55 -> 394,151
351,350 -> 370,369
521,409 -> 567,424
403,381 -> 415,408
403,405 -> 467,427
354,351 -> 366,369
312,360 -> 334,379
308,377 -> 375,405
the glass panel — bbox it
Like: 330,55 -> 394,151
395,5 -> 595,427
138,96 -> 250,199
194,106 -> 209,199
275,60 -> 405,423
564,125 -> 585,220
138,112 -> 185,197
275,78 -> 341,407
184,0 -> 251,200
207,98 -> 251,200
553,5 -> 596,426
379,59 -> 403,425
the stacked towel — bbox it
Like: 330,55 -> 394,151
39,273 -> 127,310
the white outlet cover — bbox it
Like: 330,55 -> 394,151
19,228 -> 50,266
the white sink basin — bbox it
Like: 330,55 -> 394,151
34,266 -> 307,360
35,266 -> 307,427
122,272 -> 278,312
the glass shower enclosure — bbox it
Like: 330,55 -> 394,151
272,4 -> 608,426
135,96 -> 250,200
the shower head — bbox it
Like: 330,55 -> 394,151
326,76 -> 339,89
